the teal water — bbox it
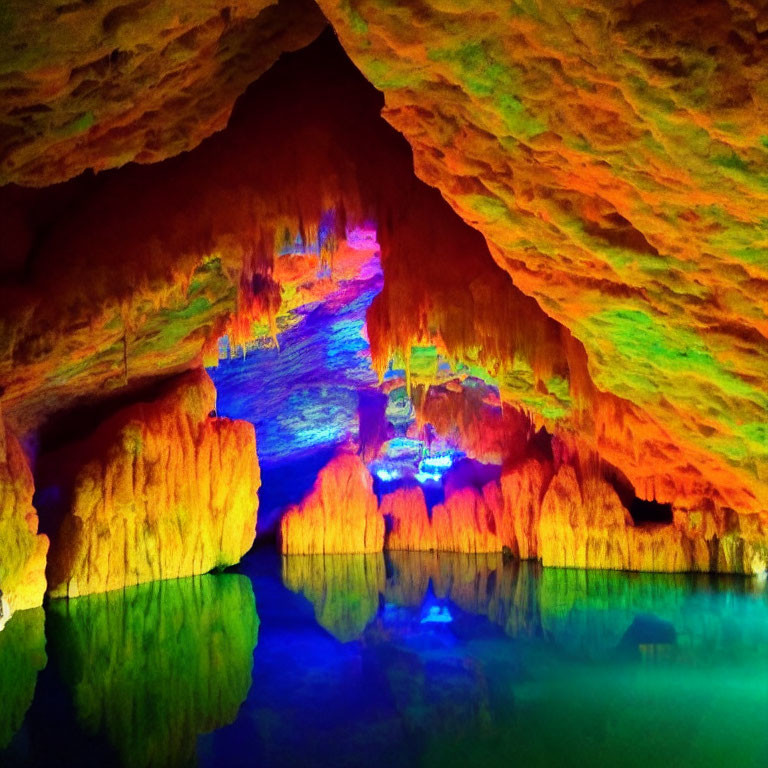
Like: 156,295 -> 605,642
2,551 -> 767,767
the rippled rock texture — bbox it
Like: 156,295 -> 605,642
280,450 -> 384,554
540,464 -> 768,573
0,0 -> 326,186
45,368 -> 259,597
0,416 -> 48,610
50,573 -> 258,768
320,0 -> 768,520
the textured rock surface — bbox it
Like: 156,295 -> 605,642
0,607 -> 46,750
499,459 -> 554,560
50,573 -> 258,768
383,481 -> 503,553
540,464 -> 768,573
0,0 -> 326,186
382,459 -> 551,557
280,450 -> 384,554
45,368 -> 259,597
320,0 -> 768,520
0,414 -> 48,611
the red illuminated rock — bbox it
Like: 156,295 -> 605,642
280,450 -> 384,554
46,369 -> 259,597
0,415 -> 48,611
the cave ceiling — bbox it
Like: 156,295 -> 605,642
0,0 -> 766,518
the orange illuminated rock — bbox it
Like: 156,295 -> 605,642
499,459 -> 554,560
382,482 -> 504,554
539,465 -> 768,574
0,0 -> 325,186
539,465 -> 636,571
0,415 -> 48,611
280,450 -> 384,554
322,0 -> 768,524
46,369 -> 259,597
382,486 -> 436,552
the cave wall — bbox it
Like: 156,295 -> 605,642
0,4 -> 765,592
41,368 -> 260,598
319,0 -> 768,518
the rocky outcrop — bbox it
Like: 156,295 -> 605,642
498,459 -> 553,560
382,481 -> 503,554
539,465 -> 768,574
383,460 -> 551,556
46,368 -> 259,597
380,458 -> 766,573
50,573 -> 258,768
280,450 -> 384,554
0,0 -> 326,186
0,414 -> 48,611
321,0 -> 768,521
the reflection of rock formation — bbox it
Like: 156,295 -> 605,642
45,369 -> 259,597
385,550 -> 542,639
287,549 -> 768,657
280,451 -> 384,554
0,607 -> 46,750
50,573 -> 258,768
0,417 -> 48,611
282,553 -> 385,641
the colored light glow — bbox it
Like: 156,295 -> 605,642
375,468 -> 400,482
420,454 -> 453,471
420,605 -> 453,624
414,471 -> 442,484
346,226 -> 378,251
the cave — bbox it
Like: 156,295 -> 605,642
1,1 -> 768,766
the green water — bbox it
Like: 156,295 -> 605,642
2,552 -> 766,767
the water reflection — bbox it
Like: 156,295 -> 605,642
0,608 -> 46,750
279,552 -> 768,767
2,554 -> 767,767
48,574 -> 258,768
282,553 -> 385,641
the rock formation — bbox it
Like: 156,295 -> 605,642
50,573 -> 258,768
0,0 -> 326,186
0,4 -> 765,583
384,483 -> 505,554
322,0 -> 768,524
498,459 -> 554,560
539,464 -> 768,573
280,450 -> 384,554
0,414 -> 48,611
45,368 -> 259,597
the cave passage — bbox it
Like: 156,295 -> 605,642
2,3 -> 768,768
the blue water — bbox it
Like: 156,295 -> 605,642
3,551 -> 767,767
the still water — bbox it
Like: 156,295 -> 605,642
2,551 -> 767,767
